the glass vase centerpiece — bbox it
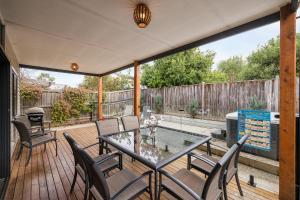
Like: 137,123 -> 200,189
144,115 -> 159,145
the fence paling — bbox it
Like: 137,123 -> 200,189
20,77 -> 299,122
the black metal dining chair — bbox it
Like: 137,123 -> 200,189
12,115 -> 57,165
158,144 -> 238,200
95,118 -> 120,154
87,158 -> 153,200
121,115 -> 140,131
187,134 -> 249,200
63,132 -> 123,200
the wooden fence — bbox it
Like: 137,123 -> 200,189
20,77 -> 299,122
21,92 -> 98,124
121,77 -> 298,121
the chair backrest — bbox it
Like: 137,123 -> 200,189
95,118 -> 120,137
12,115 -> 32,144
224,134 -> 249,183
76,144 -> 99,186
63,132 -> 86,169
64,133 -> 97,187
121,115 -> 140,131
202,144 -> 239,200
235,134 -> 250,167
90,162 -> 110,200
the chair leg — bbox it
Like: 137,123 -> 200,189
235,173 -> 243,196
223,183 -> 228,200
219,194 -> 224,200
119,154 -> 123,170
148,173 -> 153,200
158,173 -> 162,200
26,147 -> 32,165
70,170 -> 78,192
187,155 -> 191,170
16,144 -> 23,160
105,142 -> 109,154
44,143 -> 47,151
148,188 -> 153,200
55,140 -> 58,156
88,190 -> 93,200
83,181 -> 89,200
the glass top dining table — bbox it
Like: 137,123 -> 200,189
99,125 -> 211,200
99,125 -> 211,170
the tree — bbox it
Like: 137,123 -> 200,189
203,70 -> 228,83
81,72 -> 133,92
81,76 -> 98,91
141,48 -> 215,88
242,34 -> 300,80
37,73 -> 55,84
217,56 -> 245,81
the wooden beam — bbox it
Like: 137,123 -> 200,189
279,4 -> 297,200
134,61 -> 141,117
98,77 -> 104,120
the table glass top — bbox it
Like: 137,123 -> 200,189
105,126 -> 208,165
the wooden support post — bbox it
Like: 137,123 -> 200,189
134,61 -> 141,117
279,4 -> 297,200
98,77 -> 103,120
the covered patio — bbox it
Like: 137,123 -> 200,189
0,0 -> 299,199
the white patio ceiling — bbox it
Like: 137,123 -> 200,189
0,0 -> 289,75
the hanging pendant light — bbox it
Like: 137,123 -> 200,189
133,3 -> 151,28
70,63 -> 79,72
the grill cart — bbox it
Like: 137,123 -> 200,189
25,107 -> 51,132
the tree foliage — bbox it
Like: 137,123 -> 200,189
217,56 -> 245,81
141,48 -> 215,88
243,37 -> 281,80
20,82 -> 43,102
215,34 -> 300,81
203,71 -> 227,83
81,73 -> 133,91
37,73 -> 55,84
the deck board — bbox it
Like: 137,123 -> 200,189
6,125 -> 279,200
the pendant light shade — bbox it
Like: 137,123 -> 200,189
70,63 -> 79,72
133,3 -> 151,28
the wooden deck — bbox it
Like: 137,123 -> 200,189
6,125 -> 279,200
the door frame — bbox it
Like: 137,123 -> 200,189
0,45 -> 11,198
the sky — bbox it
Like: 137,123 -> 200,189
24,15 -> 300,87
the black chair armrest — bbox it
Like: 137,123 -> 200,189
159,169 -> 202,200
83,142 -> 99,150
111,170 -> 152,200
96,151 -> 123,165
188,152 -> 216,167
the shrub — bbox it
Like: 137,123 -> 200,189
248,97 -> 267,110
154,96 -> 163,113
20,82 -> 43,103
51,99 -> 71,124
187,99 -> 199,118
63,87 -> 93,118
